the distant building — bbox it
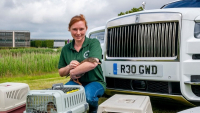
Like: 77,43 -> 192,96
0,30 -> 30,47
53,40 -> 66,48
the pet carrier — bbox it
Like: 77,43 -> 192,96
24,83 -> 88,113
97,94 -> 153,113
0,82 -> 30,113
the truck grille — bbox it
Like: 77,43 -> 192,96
106,77 -> 181,95
191,85 -> 200,97
107,22 -> 179,58
147,81 -> 168,93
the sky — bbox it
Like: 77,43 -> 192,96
0,0 -> 173,39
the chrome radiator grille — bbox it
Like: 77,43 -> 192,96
107,22 -> 179,58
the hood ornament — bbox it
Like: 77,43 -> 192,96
142,2 -> 146,10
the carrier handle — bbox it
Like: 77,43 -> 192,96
52,83 -> 64,90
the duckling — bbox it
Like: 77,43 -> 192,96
47,102 -> 57,113
71,57 -> 101,85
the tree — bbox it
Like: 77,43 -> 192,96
118,6 -> 143,16
118,12 -> 125,16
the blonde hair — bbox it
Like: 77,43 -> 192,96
68,14 -> 88,30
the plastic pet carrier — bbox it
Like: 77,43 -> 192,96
97,94 -> 153,113
24,83 -> 88,113
0,82 -> 30,113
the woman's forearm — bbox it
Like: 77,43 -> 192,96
58,65 -> 71,77
70,62 -> 98,76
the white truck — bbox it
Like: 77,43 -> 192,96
87,26 -> 105,55
102,0 -> 200,106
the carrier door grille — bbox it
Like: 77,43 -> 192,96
107,22 -> 179,58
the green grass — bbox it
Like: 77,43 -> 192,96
0,72 -> 69,90
0,48 -> 61,77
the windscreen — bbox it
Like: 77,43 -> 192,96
89,31 -> 104,44
162,0 -> 200,8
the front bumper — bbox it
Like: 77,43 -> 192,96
105,88 -> 195,106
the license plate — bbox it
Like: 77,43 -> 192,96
113,63 -> 163,76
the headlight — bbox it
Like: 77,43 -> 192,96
194,22 -> 200,39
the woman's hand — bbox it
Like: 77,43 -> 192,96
69,69 -> 81,79
69,60 -> 80,69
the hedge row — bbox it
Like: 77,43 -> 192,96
31,40 -> 54,48
31,40 -> 73,48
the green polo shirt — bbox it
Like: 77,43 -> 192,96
58,37 -> 106,90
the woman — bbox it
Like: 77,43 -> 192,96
58,14 -> 106,113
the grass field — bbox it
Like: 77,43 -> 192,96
0,72 -> 193,113
0,72 -> 67,90
0,48 -> 60,77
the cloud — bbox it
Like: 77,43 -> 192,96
0,0 -> 173,39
